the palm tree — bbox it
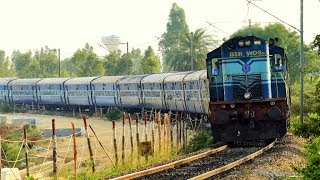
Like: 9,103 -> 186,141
181,28 -> 216,71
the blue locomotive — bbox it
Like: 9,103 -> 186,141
206,36 -> 290,142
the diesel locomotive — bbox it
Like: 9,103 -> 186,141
0,35 -> 290,143
206,36 -> 290,142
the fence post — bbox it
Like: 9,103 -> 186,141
151,114 -> 155,155
182,113 -> 186,149
176,113 -> 180,147
23,125 -> 29,177
135,113 -> 140,161
128,115 -> 134,163
71,122 -> 77,180
112,121 -> 118,166
169,115 -> 173,151
122,112 -> 126,164
157,112 -> 161,153
163,114 -> 168,153
52,119 -> 57,178
179,113 -> 182,146
143,111 -> 148,161
83,116 -> 95,172
0,135 -> 1,180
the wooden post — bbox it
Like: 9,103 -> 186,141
179,113 -> 182,146
122,112 -> 126,164
151,114 -> 155,155
169,115 -> 173,151
157,112 -> 161,153
0,135 -> 1,180
112,121 -> 118,166
182,114 -> 186,149
176,113 -> 180,147
71,122 -> 77,180
163,114 -> 168,153
23,125 -> 29,177
52,119 -> 57,177
128,115 -> 134,163
135,113 -> 140,161
83,116 -> 95,172
143,111 -> 148,161
89,125 -> 115,167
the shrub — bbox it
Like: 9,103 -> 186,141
291,113 -> 320,138
0,103 -> 14,113
295,136 -> 320,179
105,108 -> 122,121
183,130 -> 213,154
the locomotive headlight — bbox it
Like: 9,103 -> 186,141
245,40 -> 251,46
270,101 -> 276,106
230,104 -> 235,108
238,40 -> 244,47
244,92 -> 252,100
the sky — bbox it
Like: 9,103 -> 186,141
0,0 -> 319,59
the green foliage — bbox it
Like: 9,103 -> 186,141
12,50 -> 40,78
104,108 -> 122,121
183,131 -> 213,154
0,103 -> 14,113
291,113 -> 320,138
131,48 -> 143,74
159,3 -> 190,72
312,34 -> 320,55
68,43 -> 105,77
103,50 -> 133,76
1,124 -> 43,167
141,46 -> 161,74
295,137 -> 320,179
0,50 -> 15,77
36,46 -> 60,77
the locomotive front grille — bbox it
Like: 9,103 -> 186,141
232,74 -> 262,100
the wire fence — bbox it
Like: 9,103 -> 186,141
0,111 -> 194,179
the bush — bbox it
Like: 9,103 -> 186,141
105,108 -> 122,121
183,130 -> 213,154
295,136 -> 320,179
291,113 -> 320,138
0,103 -> 14,113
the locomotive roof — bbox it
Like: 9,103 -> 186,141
37,78 -> 71,85
117,74 -> 150,84
9,78 -> 42,86
164,71 -> 193,82
141,73 -> 174,83
91,76 -> 124,84
0,77 -> 18,86
184,70 -> 207,81
64,77 -> 99,85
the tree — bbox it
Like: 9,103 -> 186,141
232,23 -> 305,83
0,50 -> 14,77
159,3 -> 190,72
181,28 -> 216,71
34,46 -> 59,78
312,34 -> 320,55
69,43 -> 104,77
11,50 -> 40,78
103,50 -> 133,76
131,48 -> 143,74
141,46 -> 161,74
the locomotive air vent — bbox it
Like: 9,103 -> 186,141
232,74 -> 262,100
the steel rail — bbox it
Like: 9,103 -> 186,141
112,145 -> 228,180
189,140 -> 276,180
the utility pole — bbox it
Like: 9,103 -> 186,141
249,19 -> 252,35
58,49 -> 61,77
190,32 -> 194,71
300,0 -> 304,124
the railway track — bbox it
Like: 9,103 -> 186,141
113,141 -> 276,180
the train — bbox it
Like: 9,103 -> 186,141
0,35 -> 290,143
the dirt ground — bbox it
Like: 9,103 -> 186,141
215,134 -> 307,179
